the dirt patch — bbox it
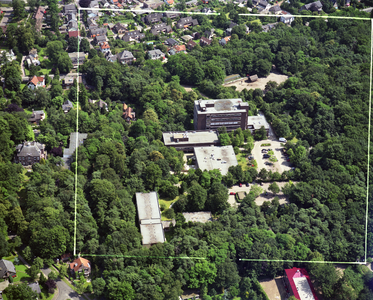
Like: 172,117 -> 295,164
260,277 -> 288,300
223,72 -> 289,92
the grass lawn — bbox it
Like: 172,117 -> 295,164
20,83 -> 26,90
10,258 -> 31,283
215,28 -> 224,36
236,152 -> 249,171
107,30 -> 114,37
24,68 -> 30,76
289,137 -> 298,144
39,69 -> 50,75
160,196 -> 179,221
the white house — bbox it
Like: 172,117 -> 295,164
99,41 -> 110,53
28,76 -> 45,90
280,11 -> 294,24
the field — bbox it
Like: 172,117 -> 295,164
259,277 -> 287,300
223,72 -> 289,92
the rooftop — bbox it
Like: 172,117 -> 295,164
63,132 -> 88,168
194,99 -> 248,115
247,115 -> 270,130
140,223 -> 165,245
136,192 -> 161,222
194,145 -> 238,175
183,212 -> 212,223
285,268 -> 319,300
163,130 -> 219,147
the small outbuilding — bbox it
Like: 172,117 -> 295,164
249,74 -> 258,82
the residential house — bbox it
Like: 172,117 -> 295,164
105,52 -> 117,62
68,20 -> 78,31
299,0 -> 323,11
123,103 -> 136,122
143,0 -> 164,8
66,13 -> 77,22
176,17 -> 198,29
14,141 -> 47,165
150,23 -> 172,35
62,100 -> 73,113
168,48 -> 176,56
25,49 -> 40,66
252,0 -> 270,10
181,35 -> 193,42
117,50 -> 135,64
69,257 -> 91,277
94,35 -> 107,44
204,28 -> 215,39
89,27 -> 107,38
68,30 -> 80,38
200,36 -> 212,47
142,12 -> 163,24
148,49 -> 165,60
64,4 -> 77,14
174,44 -> 186,53
280,11 -> 294,24
122,30 -> 145,42
28,283 -> 41,295
68,52 -> 86,67
269,5 -> 282,14
226,21 -> 237,36
164,0 -> 174,5
99,41 -> 110,53
113,22 -> 127,34
0,49 -> 16,64
262,22 -> 277,32
201,7 -> 212,13
185,0 -> 197,6
63,75 -> 82,87
165,38 -> 178,46
202,0 -> 208,3
0,259 -> 16,279
28,76 -> 45,90
187,40 -> 197,50
192,32 -> 200,39
28,110 -> 45,125
163,11 -> 179,19
63,132 -> 87,168
219,36 -> 230,46
97,99 -> 109,111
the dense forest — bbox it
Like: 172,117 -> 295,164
0,6 -> 373,300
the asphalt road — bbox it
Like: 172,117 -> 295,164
41,267 -> 86,300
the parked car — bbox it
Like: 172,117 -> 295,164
248,156 -> 254,159
291,167 -> 295,170
261,149 -> 267,153
287,158 -> 290,162
279,137 -> 287,142
230,192 -> 236,195
239,183 -> 242,187
246,183 -> 250,187
263,154 -> 270,158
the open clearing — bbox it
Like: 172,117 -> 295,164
260,277 -> 288,300
223,72 -> 289,92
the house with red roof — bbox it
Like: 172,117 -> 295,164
123,103 -> 136,123
99,41 -> 110,53
28,76 -> 45,90
284,268 -> 319,300
174,44 -> 186,53
69,257 -> 91,277
69,30 -> 80,38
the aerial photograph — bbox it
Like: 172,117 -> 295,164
0,0 -> 372,298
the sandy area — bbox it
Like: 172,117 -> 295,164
260,277 -> 288,300
223,72 -> 289,92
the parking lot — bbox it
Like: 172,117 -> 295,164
228,181 -> 290,207
251,138 -> 293,173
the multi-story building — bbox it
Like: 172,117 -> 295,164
14,141 -> 47,167
193,99 -> 249,131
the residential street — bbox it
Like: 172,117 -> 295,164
41,267 -> 86,300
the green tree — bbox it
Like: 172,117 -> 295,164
68,37 -> 79,52
33,257 -> 44,270
144,163 -> 162,190
107,279 -> 135,300
219,133 -> 231,146
12,0 -> 26,20
80,38 -> 90,53
92,277 -> 106,296
268,182 -> 280,195
3,283 -> 38,300
187,184 -> 207,211
0,231 -> 9,258
187,260 -> 217,289
26,265 -> 40,281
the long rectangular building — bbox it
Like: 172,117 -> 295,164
162,130 -> 220,152
136,192 -> 165,247
194,99 -> 249,131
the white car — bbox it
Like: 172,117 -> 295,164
279,137 -> 287,142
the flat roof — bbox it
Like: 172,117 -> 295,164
293,277 -> 315,300
183,212 -> 212,223
194,145 -> 238,175
140,223 -> 165,245
136,192 -> 161,222
194,99 -> 248,115
163,130 -> 219,146
247,115 -> 270,130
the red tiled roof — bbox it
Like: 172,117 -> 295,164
117,3 -> 123,7
285,268 -> 319,300
174,45 -> 186,52
100,42 -> 110,49
69,30 -> 80,37
69,257 -> 90,273
224,36 -> 231,42
123,103 -> 128,111
29,75 -> 44,86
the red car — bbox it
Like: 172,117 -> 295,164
230,192 -> 236,195
239,183 -> 242,187
287,159 -> 290,162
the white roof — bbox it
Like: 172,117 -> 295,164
293,277 -> 315,300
